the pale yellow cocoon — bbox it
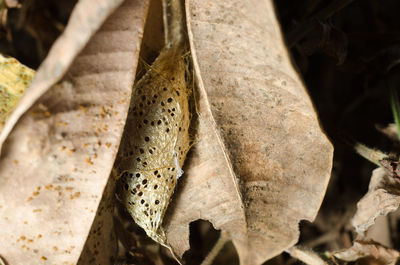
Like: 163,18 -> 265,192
116,45 -> 191,244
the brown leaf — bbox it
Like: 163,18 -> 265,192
333,240 -> 400,265
352,168 -> 400,235
0,0 -> 125,153
77,175 -> 117,264
0,0 -> 148,264
164,0 -> 333,264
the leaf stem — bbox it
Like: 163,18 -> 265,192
200,231 -> 230,265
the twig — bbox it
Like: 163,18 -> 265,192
200,231 -> 230,265
353,142 -> 388,166
286,246 -> 328,265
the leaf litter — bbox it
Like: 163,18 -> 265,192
0,0 -> 336,264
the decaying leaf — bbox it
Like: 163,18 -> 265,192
352,167 -> 400,235
0,0 -> 148,264
333,240 -> 400,265
77,176 -> 117,264
0,0 -> 126,152
164,0 -> 333,264
0,55 -> 34,130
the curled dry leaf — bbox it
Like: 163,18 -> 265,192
0,0 -> 125,152
352,167 -> 400,235
333,240 -> 400,265
0,0 -> 148,264
164,0 -> 333,264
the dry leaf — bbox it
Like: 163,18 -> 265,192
164,0 -> 333,264
0,0 -> 148,264
352,167 -> 400,235
0,0 -> 125,152
333,240 -> 400,265
77,176 -> 117,264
